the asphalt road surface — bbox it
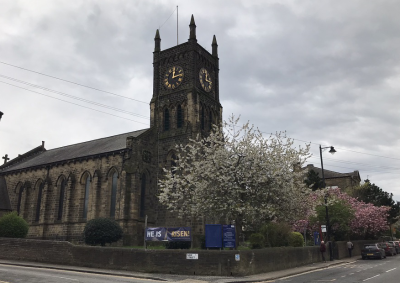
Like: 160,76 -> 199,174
0,264 -> 166,283
265,254 -> 400,283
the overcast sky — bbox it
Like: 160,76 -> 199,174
1,0 -> 400,201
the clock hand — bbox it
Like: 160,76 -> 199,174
172,73 -> 183,79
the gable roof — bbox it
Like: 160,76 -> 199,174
0,129 -> 148,173
304,164 -> 361,180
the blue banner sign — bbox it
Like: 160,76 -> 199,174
223,225 -> 236,248
146,227 -> 191,242
167,227 -> 192,241
205,224 -> 222,248
146,227 -> 167,241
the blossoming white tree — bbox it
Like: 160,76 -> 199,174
158,115 -> 311,229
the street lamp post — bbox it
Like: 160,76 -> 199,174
319,145 -> 336,261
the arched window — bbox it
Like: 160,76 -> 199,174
110,172 -> 118,218
83,175 -> 91,219
35,182 -> 44,222
16,186 -> 24,216
140,174 -> 146,217
201,106 -> 205,130
177,105 -> 183,128
164,108 -> 170,131
57,179 -> 66,220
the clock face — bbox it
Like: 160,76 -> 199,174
199,68 -> 212,92
164,66 -> 184,90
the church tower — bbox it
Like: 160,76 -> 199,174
150,15 -> 222,229
150,15 -> 222,139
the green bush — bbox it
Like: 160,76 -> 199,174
249,233 -> 264,249
260,222 -> 291,247
83,218 -> 123,246
288,232 -> 304,247
0,212 -> 29,238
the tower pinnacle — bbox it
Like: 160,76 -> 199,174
189,14 -> 197,42
212,35 -> 218,57
154,29 -> 161,52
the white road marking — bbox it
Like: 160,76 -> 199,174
48,275 -> 78,281
386,268 -> 396,273
363,274 -> 380,281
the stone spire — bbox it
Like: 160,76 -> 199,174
154,29 -> 161,52
189,14 -> 197,42
212,35 -> 218,57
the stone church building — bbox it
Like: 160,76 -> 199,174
0,15 -> 222,245
304,164 -> 361,191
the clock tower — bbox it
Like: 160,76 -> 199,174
150,15 -> 222,139
150,15 -> 222,229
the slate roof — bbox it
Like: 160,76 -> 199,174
304,164 -> 361,180
0,129 -> 148,173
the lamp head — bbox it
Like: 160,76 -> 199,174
329,146 -> 336,155
0,111 -> 3,121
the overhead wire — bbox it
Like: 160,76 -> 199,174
0,74 -> 149,119
2,61 -> 400,170
159,7 -> 177,29
0,80 -> 149,126
0,61 -> 148,104
258,130 -> 400,162
307,156 -> 400,174
252,129 -> 400,176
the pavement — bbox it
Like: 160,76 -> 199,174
0,256 -> 360,283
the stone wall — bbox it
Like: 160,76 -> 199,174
0,238 -> 368,276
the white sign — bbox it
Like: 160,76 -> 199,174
321,225 -> 326,233
186,253 -> 198,260
235,254 -> 240,261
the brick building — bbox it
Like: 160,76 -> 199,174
304,164 -> 361,191
0,15 -> 222,245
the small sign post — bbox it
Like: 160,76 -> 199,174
186,253 -> 198,260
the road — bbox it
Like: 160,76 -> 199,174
266,255 -> 400,283
0,264 -> 166,283
1,256 -> 399,283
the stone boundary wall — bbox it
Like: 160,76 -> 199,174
0,238 -> 371,276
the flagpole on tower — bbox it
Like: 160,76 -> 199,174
177,6 -> 179,45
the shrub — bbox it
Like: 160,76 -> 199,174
83,218 -> 123,246
288,232 -> 304,247
249,233 -> 264,249
0,212 -> 29,238
260,222 -> 291,247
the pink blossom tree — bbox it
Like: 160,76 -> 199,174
293,188 -> 389,240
